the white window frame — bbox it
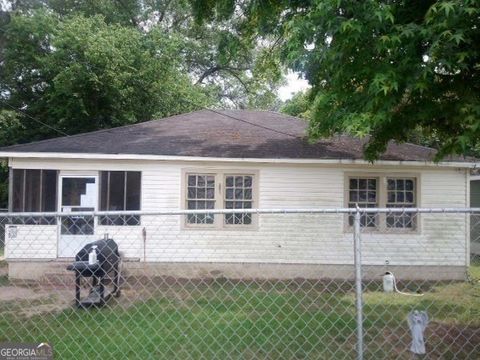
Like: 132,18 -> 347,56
181,169 -> 259,230
344,172 -> 420,233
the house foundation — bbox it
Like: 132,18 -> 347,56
7,259 -> 467,282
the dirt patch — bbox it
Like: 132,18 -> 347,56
0,285 -> 72,317
0,286 -> 47,302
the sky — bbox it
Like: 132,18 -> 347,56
0,0 -> 10,11
278,71 -> 310,101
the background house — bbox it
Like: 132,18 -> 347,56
0,110 -> 475,280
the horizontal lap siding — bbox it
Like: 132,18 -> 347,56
141,164 -> 348,263
7,158 -> 468,266
5,225 -> 57,259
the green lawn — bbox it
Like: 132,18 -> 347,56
0,269 -> 479,359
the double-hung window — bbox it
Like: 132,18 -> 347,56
186,174 -> 216,224
184,171 -> 257,228
348,177 -> 378,228
346,174 -> 418,231
386,178 -> 416,229
99,171 -> 141,225
224,175 -> 253,225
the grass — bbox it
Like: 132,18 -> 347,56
469,256 -> 480,280
0,268 -> 478,359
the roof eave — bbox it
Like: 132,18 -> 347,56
0,151 -> 477,168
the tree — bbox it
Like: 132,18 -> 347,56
1,10 -> 211,143
5,0 -> 283,110
191,0 -> 480,160
280,90 -> 312,119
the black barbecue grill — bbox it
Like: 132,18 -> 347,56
66,238 -> 121,307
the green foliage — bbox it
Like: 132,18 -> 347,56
0,1 -> 283,146
0,110 -> 23,146
192,0 -> 480,160
280,90 -> 312,119
1,10 -> 210,141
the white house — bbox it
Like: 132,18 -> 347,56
0,110 -> 475,280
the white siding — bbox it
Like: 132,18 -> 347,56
5,224 -> 57,259
6,158 -> 468,266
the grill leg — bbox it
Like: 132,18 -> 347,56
99,278 -> 105,306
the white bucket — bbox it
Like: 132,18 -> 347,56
383,271 -> 395,293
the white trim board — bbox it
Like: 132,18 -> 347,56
0,151 -> 477,168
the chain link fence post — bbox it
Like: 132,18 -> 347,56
354,205 -> 364,360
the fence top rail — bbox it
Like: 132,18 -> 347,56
1,207 -> 480,217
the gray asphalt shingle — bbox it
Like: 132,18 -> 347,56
0,110 -> 462,161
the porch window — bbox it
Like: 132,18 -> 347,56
99,171 -> 141,225
11,169 -> 58,224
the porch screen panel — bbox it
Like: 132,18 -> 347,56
24,170 -> 41,212
11,169 -> 58,224
99,171 -> 141,226
11,169 -> 24,212
42,170 -> 57,212
126,172 -> 141,210
108,172 -> 126,211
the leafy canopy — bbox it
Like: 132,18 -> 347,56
281,90 -> 313,120
0,1 -> 284,145
191,0 -> 480,160
1,10 -> 211,143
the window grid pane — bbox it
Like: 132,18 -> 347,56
386,178 -> 416,229
186,174 -> 215,224
348,177 -> 378,228
224,175 -> 253,225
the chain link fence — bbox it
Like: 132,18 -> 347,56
0,208 -> 479,359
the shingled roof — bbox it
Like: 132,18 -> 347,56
0,110 -> 463,162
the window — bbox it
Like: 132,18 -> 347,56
186,174 -> 216,224
386,178 -> 416,228
99,171 -> 141,225
348,178 -> 378,228
346,174 -> 418,230
224,175 -> 253,225
184,171 -> 257,228
11,169 -> 58,224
